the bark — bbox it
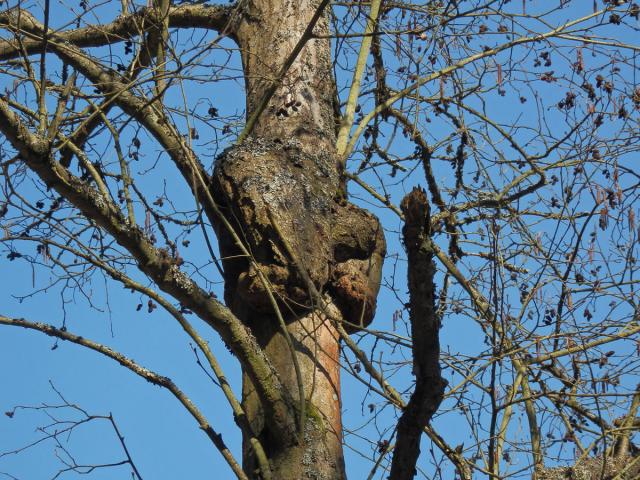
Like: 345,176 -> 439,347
209,1 -> 386,477
389,188 -> 446,480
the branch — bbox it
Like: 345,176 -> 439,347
415,207 -> 545,475
5,234 -> 272,479
389,187 -> 446,480
335,0 -> 382,157
0,315 -> 248,480
0,3 -> 236,61
2,8 -> 214,205
339,6 -> 614,162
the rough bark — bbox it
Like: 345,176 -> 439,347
389,188 -> 446,480
239,301 -> 346,479
209,1 -> 386,478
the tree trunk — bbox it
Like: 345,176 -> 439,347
210,1 -> 385,478
240,302 -> 346,479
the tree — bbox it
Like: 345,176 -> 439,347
0,0 -> 639,478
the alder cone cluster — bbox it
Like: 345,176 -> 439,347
211,136 -> 385,330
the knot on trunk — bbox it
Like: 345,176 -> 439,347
210,137 -> 385,329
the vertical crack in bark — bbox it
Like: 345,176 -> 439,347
390,187 -> 447,480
